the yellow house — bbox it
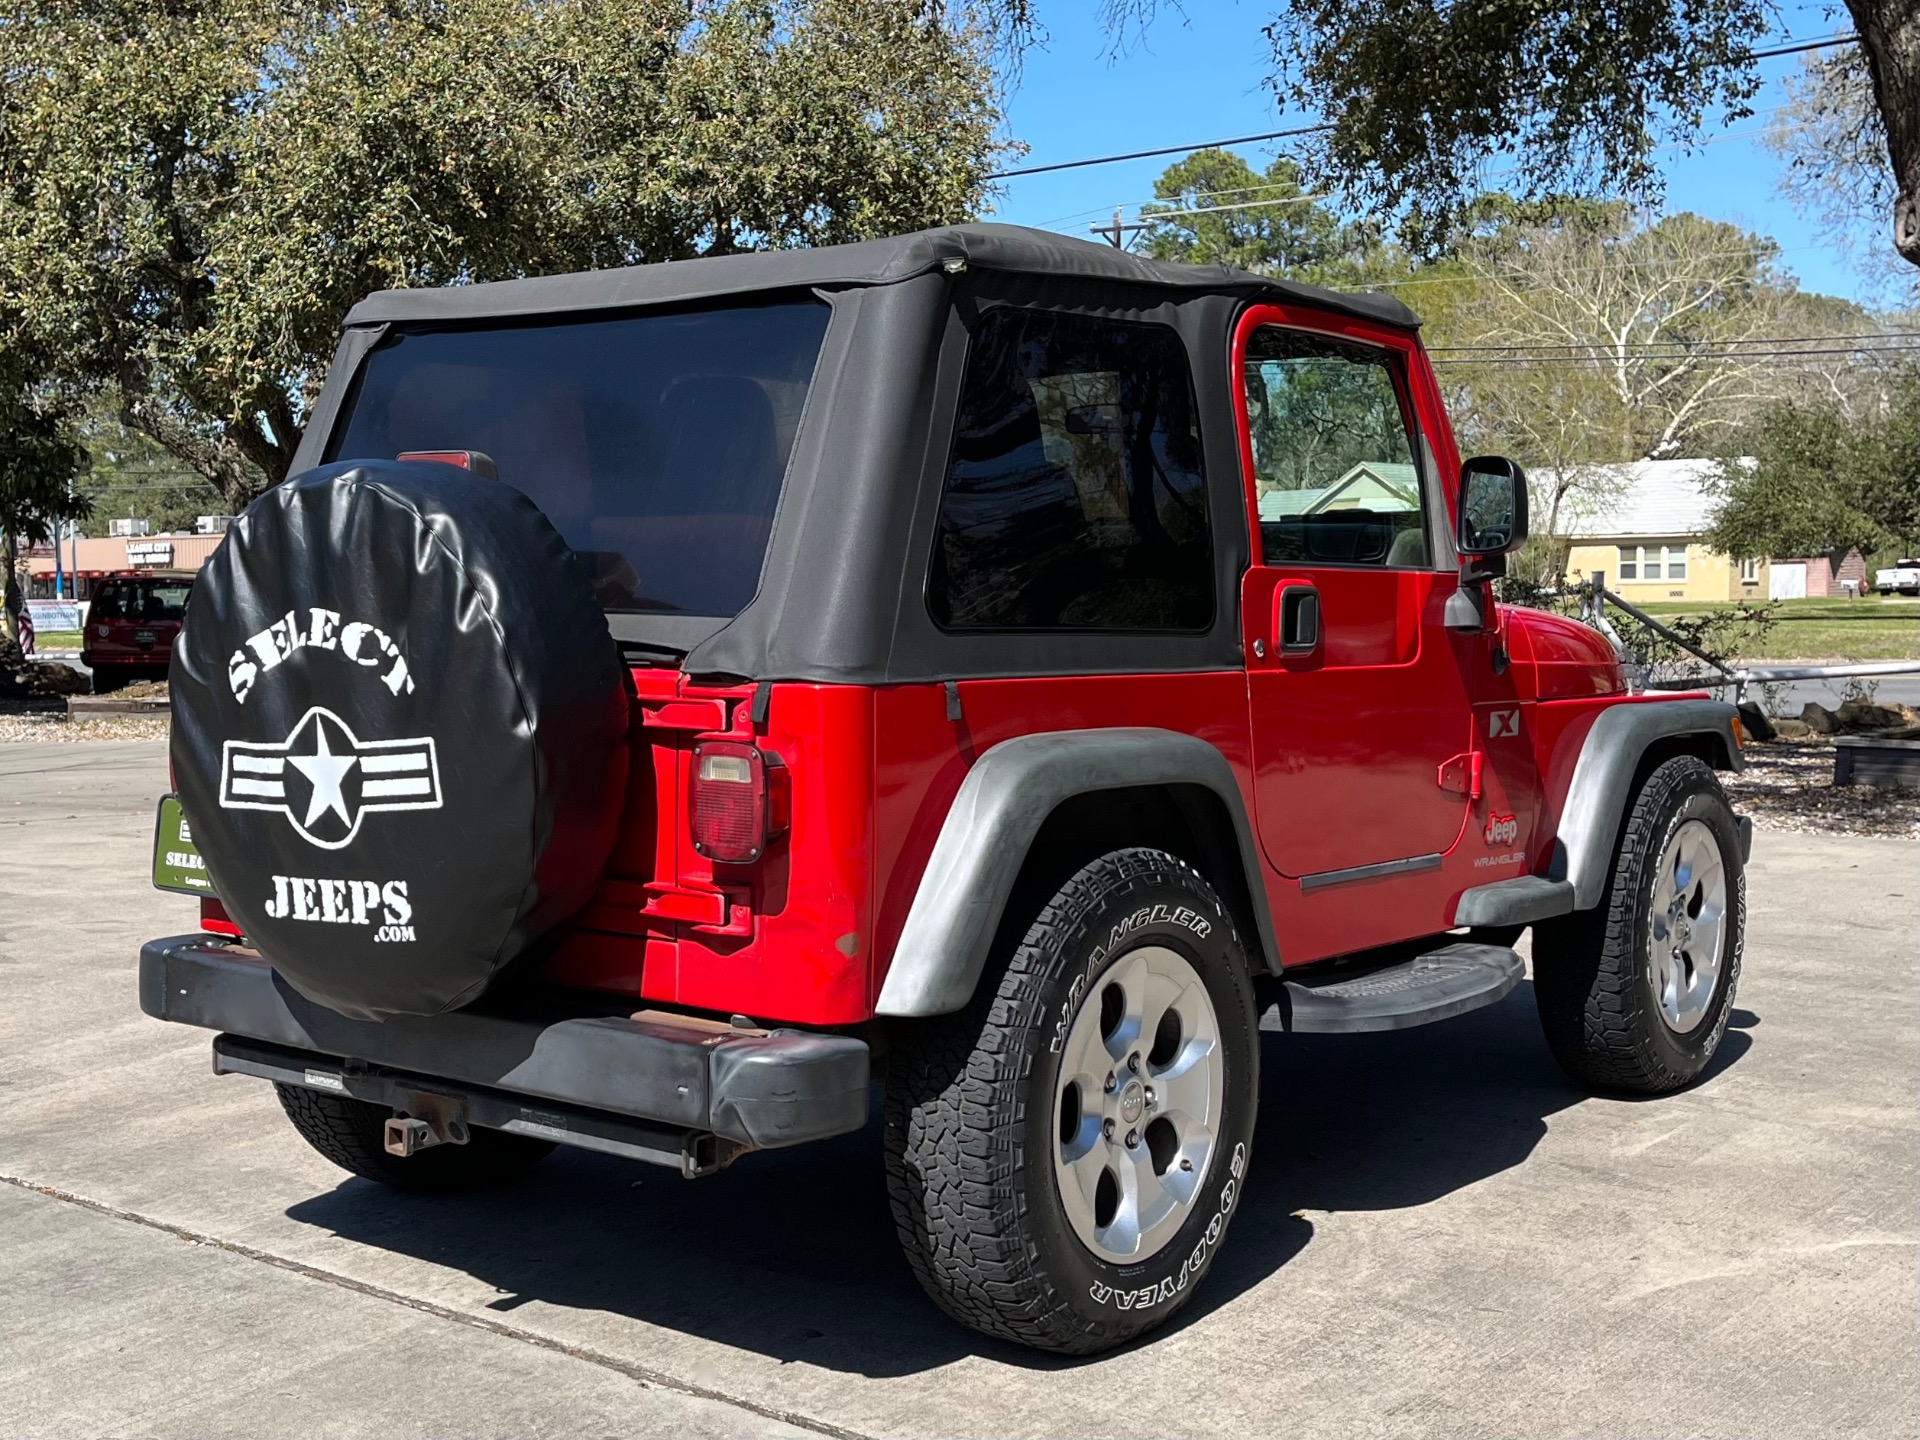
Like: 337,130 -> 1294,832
1554,458 -> 1768,603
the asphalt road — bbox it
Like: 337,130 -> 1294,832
3,740 -> 1915,1438
1753,675 -> 1920,714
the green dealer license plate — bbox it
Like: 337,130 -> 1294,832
152,794 -> 214,895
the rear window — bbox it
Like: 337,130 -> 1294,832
328,300 -> 832,618
91,579 -> 191,622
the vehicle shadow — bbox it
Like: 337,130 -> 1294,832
283,981 -> 1754,1376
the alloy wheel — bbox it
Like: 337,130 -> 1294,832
1649,818 -> 1729,1034
1051,944 -> 1224,1263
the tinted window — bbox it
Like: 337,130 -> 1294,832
91,579 -> 190,622
929,308 -> 1212,631
1244,327 -> 1428,569
330,301 -> 832,618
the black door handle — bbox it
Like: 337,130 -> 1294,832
1279,585 -> 1320,654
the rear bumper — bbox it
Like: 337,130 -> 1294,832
139,936 -> 870,1168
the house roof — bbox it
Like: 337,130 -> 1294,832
345,223 -> 1422,331
1551,458 -> 1748,540
1257,462 -> 1421,520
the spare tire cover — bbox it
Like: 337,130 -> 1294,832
171,460 -> 630,1019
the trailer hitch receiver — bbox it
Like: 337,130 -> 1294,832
382,1089 -> 472,1157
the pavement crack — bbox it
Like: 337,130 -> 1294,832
1,1172 -> 877,1440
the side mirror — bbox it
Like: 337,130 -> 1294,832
1446,456 -> 1529,633
1457,456 -> 1529,557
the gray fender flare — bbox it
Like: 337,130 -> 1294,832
873,727 -> 1279,1018
1454,697 -> 1745,927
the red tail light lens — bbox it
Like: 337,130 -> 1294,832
201,896 -> 243,939
691,742 -> 769,863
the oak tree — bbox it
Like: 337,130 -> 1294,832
0,0 -> 1012,508
0,342 -> 89,645
1110,0 -> 1917,269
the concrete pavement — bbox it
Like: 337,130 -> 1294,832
2,739 -> 1915,1438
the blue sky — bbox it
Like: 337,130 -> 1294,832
987,0 -> 1882,306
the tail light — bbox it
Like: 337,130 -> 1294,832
690,742 -> 786,863
201,896 -> 243,939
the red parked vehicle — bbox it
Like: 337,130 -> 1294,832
142,226 -> 1750,1354
82,571 -> 194,691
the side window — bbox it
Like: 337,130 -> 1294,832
1243,326 -> 1429,569
928,307 -> 1212,631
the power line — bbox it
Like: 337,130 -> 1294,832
1356,242 -> 1857,290
1035,101 -> 1818,234
1138,193 -> 1331,222
990,33 -> 1859,182
1090,190 -> 1335,244
1429,332 -> 1920,352
993,122 -> 1333,181
1745,33 -> 1859,60
1430,345 -> 1920,364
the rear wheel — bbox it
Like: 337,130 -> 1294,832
275,1084 -> 553,1192
1531,756 -> 1745,1094
885,848 -> 1259,1354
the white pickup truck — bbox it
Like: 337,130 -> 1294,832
1875,559 -> 1920,596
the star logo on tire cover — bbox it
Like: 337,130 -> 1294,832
219,706 -> 442,850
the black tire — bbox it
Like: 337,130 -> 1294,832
274,1084 -> 554,1193
172,460 -> 629,1020
885,848 -> 1260,1355
91,668 -> 125,694
1531,755 -> 1746,1094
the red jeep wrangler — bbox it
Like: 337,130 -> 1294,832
143,225 -> 1749,1355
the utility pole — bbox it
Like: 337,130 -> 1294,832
1088,207 -> 1157,250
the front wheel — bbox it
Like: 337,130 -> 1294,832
885,848 -> 1260,1355
1532,755 -> 1746,1094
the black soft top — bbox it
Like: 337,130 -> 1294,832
344,223 -> 1420,331
304,223 -> 1432,685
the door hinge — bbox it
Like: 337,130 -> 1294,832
1437,752 -> 1483,799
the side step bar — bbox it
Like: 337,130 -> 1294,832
1265,942 -> 1524,1034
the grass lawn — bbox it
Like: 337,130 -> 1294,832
1636,597 -> 1920,662
28,630 -> 82,651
